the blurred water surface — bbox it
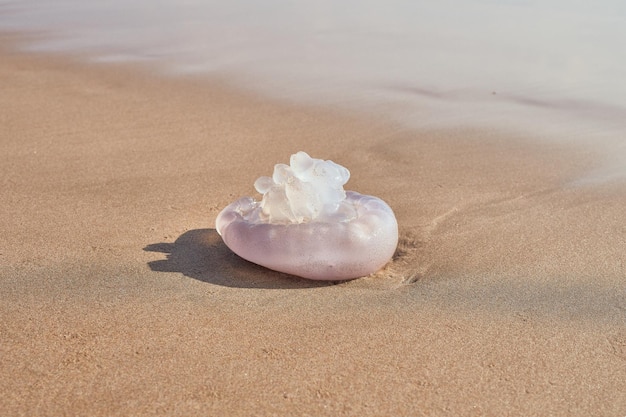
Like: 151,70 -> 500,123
2,0 -> 625,179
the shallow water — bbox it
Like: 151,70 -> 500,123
2,0 -> 626,180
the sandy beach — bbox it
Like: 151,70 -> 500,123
1,36 -> 626,416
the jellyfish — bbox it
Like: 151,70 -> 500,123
216,151 -> 398,280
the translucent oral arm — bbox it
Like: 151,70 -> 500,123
253,151 -> 350,224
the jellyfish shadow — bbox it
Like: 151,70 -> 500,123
144,229 -> 336,289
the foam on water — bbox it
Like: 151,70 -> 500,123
1,0 -> 626,181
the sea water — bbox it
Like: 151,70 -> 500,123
1,0 -> 625,181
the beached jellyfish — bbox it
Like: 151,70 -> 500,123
215,151 -> 398,280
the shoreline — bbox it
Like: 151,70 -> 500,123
1,37 -> 626,416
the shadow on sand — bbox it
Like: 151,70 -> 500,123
144,229 -> 337,289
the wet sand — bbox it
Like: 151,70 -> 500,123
1,38 -> 626,416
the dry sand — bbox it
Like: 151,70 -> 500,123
1,37 -> 626,416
